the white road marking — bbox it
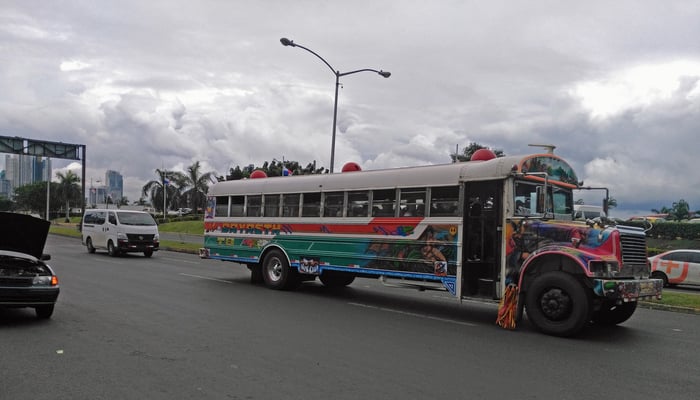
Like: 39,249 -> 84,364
179,273 -> 232,284
162,257 -> 200,265
348,302 -> 476,327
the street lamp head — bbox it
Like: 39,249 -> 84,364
378,70 -> 391,78
280,37 -> 295,47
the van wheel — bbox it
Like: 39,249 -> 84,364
262,249 -> 299,290
86,237 -> 96,254
107,240 -> 120,257
525,271 -> 590,337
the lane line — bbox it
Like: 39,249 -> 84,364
161,257 -> 200,265
179,273 -> 232,284
348,302 -> 476,327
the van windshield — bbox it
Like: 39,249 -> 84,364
116,212 -> 157,226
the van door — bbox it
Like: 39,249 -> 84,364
461,180 -> 503,299
87,211 -> 108,249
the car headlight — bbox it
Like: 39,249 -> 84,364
117,232 -> 128,240
154,233 -> 159,241
589,260 -> 619,277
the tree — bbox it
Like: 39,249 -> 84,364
669,199 -> 690,221
141,169 -> 185,213
13,182 -> 63,217
181,161 -> 215,214
56,170 -> 81,222
225,159 -> 327,181
450,142 -> 505,162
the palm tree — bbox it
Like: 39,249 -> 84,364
56,170 -> 81,222
181,161 -> 215,215
141,169 -> 185,214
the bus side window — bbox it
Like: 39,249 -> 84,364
323,191 -> 345,217
264,194 -> 280,217
399,188 -> 426,216
217,196 -> 233,217
430,186 -> 459,216
347,191 -> 369,217
371,189 -> 396,217
301,193 -> 321,217
246,195 -> 262,217
282,194 -> 300,217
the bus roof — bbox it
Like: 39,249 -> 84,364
209,153 -> 578,196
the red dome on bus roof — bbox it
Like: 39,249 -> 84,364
470,149 -> 497,161
341,162 -> 362,172
250,170 -> 268,179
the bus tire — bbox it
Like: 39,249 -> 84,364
319,271 -> 355,288
262,249 -> 299,290
525,271 -> 590,337
591,301 -> 637,326
249,264 -> 264,284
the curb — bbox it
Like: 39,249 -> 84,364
638,301 -> 700,315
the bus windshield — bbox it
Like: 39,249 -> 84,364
514,180 -> 573,218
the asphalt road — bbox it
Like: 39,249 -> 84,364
1,235 -> 698,400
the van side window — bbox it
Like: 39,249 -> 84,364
108,212 -> 117,225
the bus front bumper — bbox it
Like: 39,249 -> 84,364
592,278 -> 663,302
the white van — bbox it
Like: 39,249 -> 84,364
81,209 -> 160,257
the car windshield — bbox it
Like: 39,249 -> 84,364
116,212 -> 157,226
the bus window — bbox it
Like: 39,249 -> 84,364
302,193 -> 321,217
399,188 -> 426,216
347,191 -> 369,217
247,195 -> 262,217
264,194 -> 280,217
430,186 -> 459,216
216,196 -> 230,217
514,182 -> 537,216
282,193 -> 300,217
372,189 -> 396,217
230,196 -> 244,217
323,192 -> 345,217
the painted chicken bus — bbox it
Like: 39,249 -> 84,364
200,150 -> 662,336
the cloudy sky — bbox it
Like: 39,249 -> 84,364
1,0 -> 699,217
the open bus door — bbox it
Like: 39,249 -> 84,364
462,180 -> 503,299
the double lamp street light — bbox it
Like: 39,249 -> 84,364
280,37 -> 390,173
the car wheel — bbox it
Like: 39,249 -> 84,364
144,249 -> 153,258
262,249 -> 299,290
591,301 -> 637,326
86,237 -> 96,254
525,271 -> 591,337
107,240 -> 119,257
35,304 -> 55,319
651,271 -> 669,287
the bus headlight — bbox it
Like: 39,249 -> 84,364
589,260 -> 618,277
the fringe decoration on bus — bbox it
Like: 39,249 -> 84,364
496,284 -> 519,330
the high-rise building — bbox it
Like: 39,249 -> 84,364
2,154 -> 52,197
105,170 -> 123,203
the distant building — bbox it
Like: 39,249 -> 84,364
1,154 -> 52,198
105,170 -> 123,203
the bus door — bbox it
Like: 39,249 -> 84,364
462,180 -> 502,299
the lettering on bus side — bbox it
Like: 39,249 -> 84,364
204,222 -> 282,235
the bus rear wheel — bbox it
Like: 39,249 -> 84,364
262,249 -> 299,290
319,271 -> 355,288
525,271 -> 590,337
591,301 -> 637,326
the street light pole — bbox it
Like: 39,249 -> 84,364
280,37 -> 390,173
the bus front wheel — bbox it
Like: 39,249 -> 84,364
262,249 -> 299,290
525,271 -> 590,337
591,301 -> 637,326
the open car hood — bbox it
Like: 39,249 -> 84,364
0,212 -> 50,259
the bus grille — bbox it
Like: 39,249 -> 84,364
617,225 -> 649,278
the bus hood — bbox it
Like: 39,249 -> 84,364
0,212 -> 50,259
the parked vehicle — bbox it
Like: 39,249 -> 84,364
82,209 -> 160,257
0,212 -> 59,318
650,249 -> 700,287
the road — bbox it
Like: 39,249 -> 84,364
1,235 -> 698,400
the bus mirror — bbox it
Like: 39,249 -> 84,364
535,186 -> 545,214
